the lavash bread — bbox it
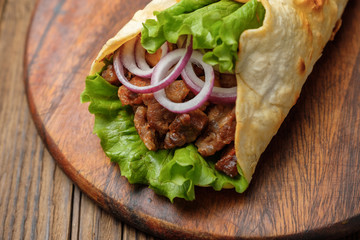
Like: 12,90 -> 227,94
235,0 -> 347,181
89,0 -> 348,184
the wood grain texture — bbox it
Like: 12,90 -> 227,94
0,0 -> 161,239
0,0 -> 354,239
24,0 -> 360,239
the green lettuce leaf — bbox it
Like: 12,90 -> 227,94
81,74 -> 248,201
141,0 -> 265,72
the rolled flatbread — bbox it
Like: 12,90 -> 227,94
89,0 -> 347,183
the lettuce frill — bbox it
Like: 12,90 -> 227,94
141,0 -> 265,72
81,74 -> 248,201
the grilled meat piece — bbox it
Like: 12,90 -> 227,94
143,93 -> 176,135
165,80 -> 190,103
195,104 -> 236,156
164,110 -> 208,149
102,65 -> 119,86
219,73 -> 237,88
145,46 -> 163,67
134,106 -> 158,151
118,76 -> 149,106
215,144 -> 238,177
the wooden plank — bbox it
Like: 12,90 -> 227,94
24,0 -> 360,239
49,163 -> 73,239
0,0 -> 38,238
0,0 -> 7,34
123,225 -> 159,240
77,191 -> 123,240
78,192 -> 100,240
96,204 -> 123,239
35,151 -> 73,240
35,149 -> 57,240
0,0 -> 72,239
123,224 -> 137,240
70,186 -> 81,239
18,123 -> 45,240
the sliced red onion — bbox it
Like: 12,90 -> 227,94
153,50 -> 215,113
135,38 -> 151,71
121,37 -> 152,78
114,37 -> 192,94
150,38 -> 192,88
181,52 -> 237,103
135,38 -> 168,71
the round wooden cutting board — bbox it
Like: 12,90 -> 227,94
25,0 -> 360,239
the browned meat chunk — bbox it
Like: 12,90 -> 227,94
165,80 -> 190,103
219,73 -> 237,88
164,110 -> 208,149
194,69 -> 231,88
141,93 -> 155,106
195,104 -> 236,156
102,65 -> 119,86
199,74 -> 221,87
200,72 -> 235,88
118,76 -> 149,106
215,144 -> 238,177
134,106 -> 158,151
214,72 -> 222,87
143,94 -> 176,135
193,63 -> 204,76
145,47 -> 163,67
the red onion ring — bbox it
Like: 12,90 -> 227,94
153,50 -> 215,113
114,37 -> 192,94
135,38 -> 151,71
120,37 -> 152,78
181,54 -> 237,103
150,38 -> 192,89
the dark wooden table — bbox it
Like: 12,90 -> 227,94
0,0 -> 359,239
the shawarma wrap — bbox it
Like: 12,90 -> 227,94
82,0 -> 348,200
